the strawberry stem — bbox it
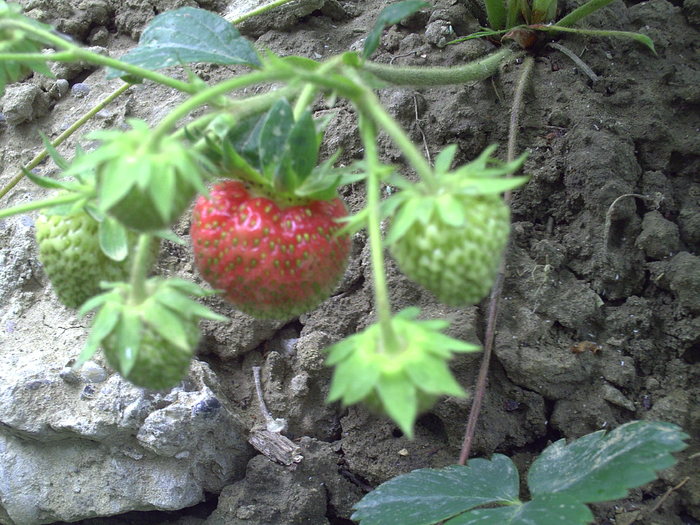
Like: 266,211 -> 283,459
128,234 -> 155,304
360,117 -> 399,353
149,69 -> 288,144
0,192 -> 82,219
355,86 -> 437,192
361,47 -> 514,86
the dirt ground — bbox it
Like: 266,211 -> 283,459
1,0 -> 698,523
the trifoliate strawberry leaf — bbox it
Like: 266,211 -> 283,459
98,216 -> 129,262
352,456 -> 520,525
528,420 -> 689,503
363,0 -> 429,59
106,7 -> 260,79
444,494 -> 592,525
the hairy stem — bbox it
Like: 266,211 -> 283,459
0,192 -> 82,219
128,234 -> 155,305
362,48 -> 514,86
355,88 -> 436,190
360,117 -> 399,353
150,70 -> 287,142
459,55 -> 534,466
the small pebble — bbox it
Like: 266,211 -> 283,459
55,79 -> 69,97
71,83 -> 90,98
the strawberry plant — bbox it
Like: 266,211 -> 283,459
452,0 -> 655,52
0,1 -> 685,522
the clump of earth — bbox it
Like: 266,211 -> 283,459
0,0 -> 698,524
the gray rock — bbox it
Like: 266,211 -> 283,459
1,84 -> 48,125
667,252 -> 700,313
635,210 -> 681,260
0,343 -> 252,525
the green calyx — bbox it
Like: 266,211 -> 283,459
200,99 -> 352,203
385,145 -> 527,245
75,277 -> 227,389
70,119 -> 209,232
326,307 -> 479,437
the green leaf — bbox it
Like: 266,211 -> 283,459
23,169 -> 77,191
39,132 -> 70,170
155,288 -> 227,322
445,494 -> 592,525
541,25 -> 656,54
376,373 -> 418,437
142,300 -> 192,351
107,7 -> 259,79
115,309 -> 141,376
284,109 -> 318,184
484,0 -> 506,29
259,99 -> 294,177
385,194 -> 434,244
328,349 -> 380,405
434,145 -> 458,174
555,0 -> 615,27
75,300 -> 121,367
528,421 -> 688,503
98,216 -> 129,262
437,194 -> 466,226
352,456 -> 519,525
363,0 -> 429,59
404,355 -> 465,397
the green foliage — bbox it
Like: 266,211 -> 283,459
353,421 -> 689,525
106,7 -> 260,80
0,1 -> 53,95
199,99 -> 352,201
451,0 -> 655,52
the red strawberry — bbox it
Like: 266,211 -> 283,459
190,180 -> 351,319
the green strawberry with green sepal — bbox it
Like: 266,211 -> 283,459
103,311 -> 200,390
386,145 -> 528,306
67,119 -> 210,233
77,278 -> 227,390
35,207 -> 148,309
326,307 -> 480,437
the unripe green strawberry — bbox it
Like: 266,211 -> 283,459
35,209 -> 136,309
390,194 -> 510,306
103,319 -> 199,390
